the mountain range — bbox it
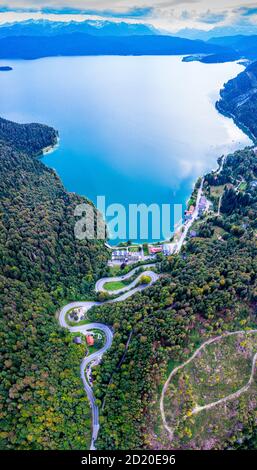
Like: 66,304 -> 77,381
172,24 -> 257,41
0,19 -> 158,38
0,20 -> 257,62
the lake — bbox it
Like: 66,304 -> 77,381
0,56 -> 251,243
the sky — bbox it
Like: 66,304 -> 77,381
0,1 -> 257,32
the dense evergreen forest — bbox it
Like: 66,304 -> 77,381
0,118 -> 109,449
0,117 -> 58,156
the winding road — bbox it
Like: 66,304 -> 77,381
160,329 -> 257,440
95,264 -> 156,295
59,265 -> 159,450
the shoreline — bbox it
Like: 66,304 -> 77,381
106,99 -> 254,249
41,135 -> 60,157
39,64 -> 253,251
43,132 -> 246,252
216,101 -> 256,145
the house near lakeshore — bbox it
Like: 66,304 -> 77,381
111,248 -> 141,263
112,249 -> 128,261
184,205 -> 195,221
149,246 -> 162,255
149,244 -> 175,256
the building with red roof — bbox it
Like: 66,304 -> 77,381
149,246 -> 162,254
86,335 -> 94,346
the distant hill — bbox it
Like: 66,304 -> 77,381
173,24 -> 257,41
217,60 -> 257,141
181,35 -> 257,64
0,19 -> 158,38
0,33 -> 230,59
208,35 -> 257,61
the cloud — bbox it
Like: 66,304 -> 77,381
197,9 -> 228,24
0,3 -> 154,20
239,6 -> 257,17
0,6 -> 37,13
40,6 -> 153,19
0,1 -> 257,33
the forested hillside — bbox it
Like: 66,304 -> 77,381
208,35 -> 257,61
217,61 -> 257,141
0,118 -> 109,449
89,147 -> 257,450
0,117 -> 58,156
0,33 -> 228,60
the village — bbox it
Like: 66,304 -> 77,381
108,190 -> 209,266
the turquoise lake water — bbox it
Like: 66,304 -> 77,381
0,56 -> 251,243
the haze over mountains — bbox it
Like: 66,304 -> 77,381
172,24 -> 257,41
0,19 -> 257,62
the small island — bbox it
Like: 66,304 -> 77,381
0,66 -> 13,71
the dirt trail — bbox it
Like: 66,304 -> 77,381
160,329 -> 257,439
